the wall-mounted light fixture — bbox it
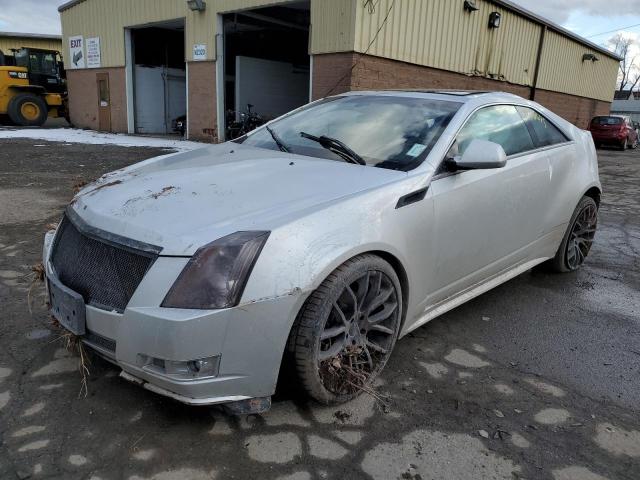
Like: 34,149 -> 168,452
488,12 -> 502,29
582,53 -> 599,62
464,0 -> 479,12
187,0 -> 206,11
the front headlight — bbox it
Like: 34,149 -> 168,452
161,231 -> 270,309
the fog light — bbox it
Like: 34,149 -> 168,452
139,354 -> 220,380
187,357 -> 218,377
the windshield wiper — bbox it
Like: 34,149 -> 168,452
299,132 -> 366,165
266,125 -> 289,153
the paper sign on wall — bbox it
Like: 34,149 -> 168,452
69,35 -> 85,69
193,44 -> 207,61
86,37 -> 101,68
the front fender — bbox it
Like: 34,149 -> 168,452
241,179 -> 419,305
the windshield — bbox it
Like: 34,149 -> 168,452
592,116 -> 623,126
238,95 -> 461,171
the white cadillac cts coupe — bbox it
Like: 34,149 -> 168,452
43,91 -> 600,413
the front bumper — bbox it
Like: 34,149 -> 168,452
43,230 -> 305,407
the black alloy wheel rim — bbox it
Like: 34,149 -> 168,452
318,270 -> 399,395
566,203 -> 597,270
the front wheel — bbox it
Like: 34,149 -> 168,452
289,254 -> 402,404
548,196 -> 598,273
7,93 -> 48,127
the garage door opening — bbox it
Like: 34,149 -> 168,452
130,20 -> 186,135
222,1 -> 310,140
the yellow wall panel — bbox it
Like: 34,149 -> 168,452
310,0 -> 357,54
352,0 -> 618,101
60,0 -> 619,101
60,0 -> 353,67
537,30 -> 619,102
354,0 -> 540,87
0,36 -> 63,54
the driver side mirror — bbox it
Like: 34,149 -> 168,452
450,139 -> 507,170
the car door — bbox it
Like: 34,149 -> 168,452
423,104 -> 551,308
516,106 -> 577,238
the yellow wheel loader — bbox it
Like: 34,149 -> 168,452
0,47 -> 68,127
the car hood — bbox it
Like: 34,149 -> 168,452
70,143 -> 406,255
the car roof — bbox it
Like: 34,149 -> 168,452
385,89 -> 491,96
340,89 -> 524,103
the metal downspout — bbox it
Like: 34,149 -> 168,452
530,25 -> 547,101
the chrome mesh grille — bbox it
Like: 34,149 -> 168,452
50,215 -> 157,313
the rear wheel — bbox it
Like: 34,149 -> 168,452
548,196 -> 598,273
631,137 -> 638,149
620,138 -> 628,150
289,254 -> 402,404
7,93 -> 48,127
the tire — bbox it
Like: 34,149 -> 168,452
7,93 -> 48,127
548,196 -> 598,273
620,138 -> 628,150
289,254 -> 402,404
631,137 -> 638,150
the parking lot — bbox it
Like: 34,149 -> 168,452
0,136 -> 638,480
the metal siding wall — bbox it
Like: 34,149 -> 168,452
60,0 -> 619,101
353,0 -> 540,87
60,0 -> 351,67
352,0 -> 618,101
536,31 -> 619,103
61,0 -> 187,67
310,0 -> 357,54
0,37 -> 63,53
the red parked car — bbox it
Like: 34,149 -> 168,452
589,115 -> 638,150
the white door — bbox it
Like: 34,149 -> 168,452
516,106 -> 578,238
425,104 -> 551,306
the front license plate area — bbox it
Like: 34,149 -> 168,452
48,276 -> 86,335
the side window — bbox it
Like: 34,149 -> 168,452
29,54 -> 41,73
449,105 -> 535,158
517,107 -> 568,147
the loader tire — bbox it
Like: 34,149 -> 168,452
8,93 -> 48,127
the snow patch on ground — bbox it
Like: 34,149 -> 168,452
0,128 -> 205,151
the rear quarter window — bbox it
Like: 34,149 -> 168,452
517,107 -> 568,148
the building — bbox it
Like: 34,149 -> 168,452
0,31 -> 63,55
58,0 -> 620,141
611,99 -> 640,124
614,90 -> 640,100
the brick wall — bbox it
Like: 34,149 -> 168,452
66,67 -> 127,132
187,61 -> 217,142
312,53 -> 358,98
312,52 -> 610,129
534,90 -> 610,129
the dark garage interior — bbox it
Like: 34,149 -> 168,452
222,1 -> 310,130
131,21 -> 186,134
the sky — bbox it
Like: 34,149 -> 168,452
1,0 -> 640,51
